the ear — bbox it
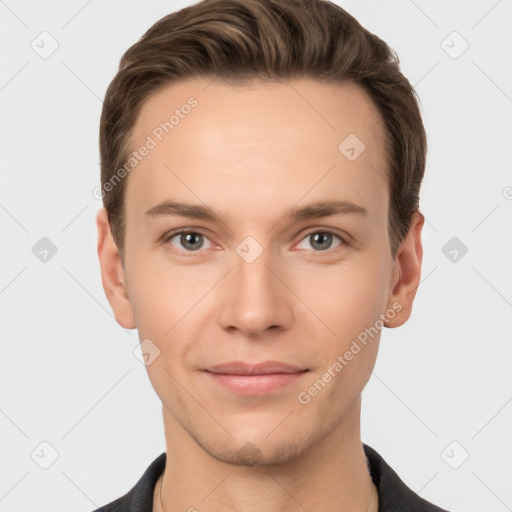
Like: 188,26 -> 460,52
385,211 -> 424,328
96,208 -> 136,329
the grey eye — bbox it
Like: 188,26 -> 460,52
298,231 -> 342,251
170,232 -> 211,251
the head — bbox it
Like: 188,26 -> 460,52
97,0 -> 426,466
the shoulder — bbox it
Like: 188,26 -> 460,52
363,444 -> 451,512
90,452 -> 166,512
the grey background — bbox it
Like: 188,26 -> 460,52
1,0 -> 511,510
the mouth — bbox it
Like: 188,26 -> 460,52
202,361 -> 309,394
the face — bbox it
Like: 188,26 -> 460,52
98,77 -> 421,466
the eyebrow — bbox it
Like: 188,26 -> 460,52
144,199 -> 368,222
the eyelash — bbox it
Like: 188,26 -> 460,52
161,228 -> 350,255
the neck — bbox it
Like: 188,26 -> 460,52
155,397 -> 378,512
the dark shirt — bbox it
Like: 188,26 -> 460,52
92,443 -> 450,511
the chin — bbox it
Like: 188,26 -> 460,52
194,428 -> 318,467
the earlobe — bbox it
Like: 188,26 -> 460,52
96,208 -> 136,329
385,211 -> 424,328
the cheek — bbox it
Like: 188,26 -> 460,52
294,256 -> 390,345
125,247 -> 215,337
126,271 -> 170,338
300,264 -> 387,407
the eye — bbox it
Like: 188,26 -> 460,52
167,231 -> 214,252
295,230 -> 344,252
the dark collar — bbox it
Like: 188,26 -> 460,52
92,444 -> 449,511
363,444 -> 449,511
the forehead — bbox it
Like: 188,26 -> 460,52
125,77 -> 389,226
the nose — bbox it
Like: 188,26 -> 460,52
218,245 -> 294,338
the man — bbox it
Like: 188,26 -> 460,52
94,0 -> 450,510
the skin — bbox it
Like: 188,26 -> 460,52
96,77 -> 424,512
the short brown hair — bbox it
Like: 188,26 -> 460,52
99,0 -> 427,261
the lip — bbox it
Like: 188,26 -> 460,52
206,361 -> 307,375
203,361 -> 309,395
